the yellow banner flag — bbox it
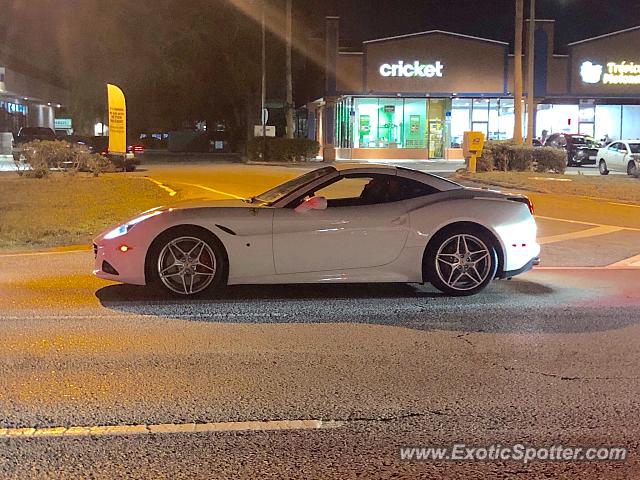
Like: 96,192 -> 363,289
107,83 -> 126,154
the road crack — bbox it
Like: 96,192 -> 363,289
497,365 -> 640,381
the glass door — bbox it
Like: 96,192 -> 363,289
427,98 -> 451,158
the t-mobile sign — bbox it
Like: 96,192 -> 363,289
379,60 -> 444,78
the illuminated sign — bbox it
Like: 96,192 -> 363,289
54,118 -> 72,129
379,60 -> 444,78
579,60 -> 640,85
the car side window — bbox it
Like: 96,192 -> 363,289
619,143 -> 627,152
608,142 -> 620,151
301,174 -> 438,208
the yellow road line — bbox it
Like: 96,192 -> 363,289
538,225 -> 625,245
0,419 -> 342,439
608,202 -> 640,208
145,177 -> 177,196
0,248 -> 91,258
173,182 -> 246,200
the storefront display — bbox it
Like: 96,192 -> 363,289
312,19 -> 640,160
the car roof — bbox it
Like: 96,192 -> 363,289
622,139 -> 640,143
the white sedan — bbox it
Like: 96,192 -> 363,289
93,164 -> 540,296
597,140 -> 640,176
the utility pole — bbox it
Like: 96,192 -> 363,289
526,0 -> 535,146
285,0 -> 294,139
261,0 -> 267,157
513,0 -> 523,145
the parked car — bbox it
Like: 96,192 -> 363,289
544,133 -> 601,167
93,164 -> 540,297
87,136 -> 141,171
596,140 -> 640,177
13,126 -> 56,145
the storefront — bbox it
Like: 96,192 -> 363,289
0,61 -> 68,134
309,18 -> 640,160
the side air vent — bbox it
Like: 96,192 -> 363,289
215,224 -> 237,236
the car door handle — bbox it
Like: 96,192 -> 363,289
391,216 -> 407,226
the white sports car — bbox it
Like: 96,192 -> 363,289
93,164 -> 540,296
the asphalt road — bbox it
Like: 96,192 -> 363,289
1,162 -> 640,479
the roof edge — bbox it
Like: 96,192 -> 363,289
363,30 -> 508,46
568,25 -> 640,46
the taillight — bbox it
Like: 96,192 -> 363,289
508,196 -> 534,215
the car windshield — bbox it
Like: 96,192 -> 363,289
629,143 -> 640,154
252,166 -> 335,204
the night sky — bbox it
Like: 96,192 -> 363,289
300,0 -> 640,52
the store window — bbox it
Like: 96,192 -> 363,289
353,98 -> 378,148
403,99 -> 426,148
377,99 -> 403,148
594,105 -> 621,143
535,104 -> 579,137
450,99 -> 471,147
471,99 -> 489,137
622,106 -> 640,140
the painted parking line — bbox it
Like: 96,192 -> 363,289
606,252 -> 640,268
145,177 -> 178,196
171,181 -> 246,200
535,215 -> 640,232
537,225 -> 625,245
0,419 -> 342,439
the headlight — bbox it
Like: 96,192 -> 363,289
103,210 -> 164,239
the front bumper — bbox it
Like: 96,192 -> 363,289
93,240 -> 147,285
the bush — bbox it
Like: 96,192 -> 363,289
477,141 -> 515,172
508,145 -> 535,171
247,137 -> 320,162
84,154 -> 114,177
14,140 -> 107,178
534,147 -> 567,174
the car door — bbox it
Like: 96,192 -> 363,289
614,142 -> 628,171
272,174 -> 410,274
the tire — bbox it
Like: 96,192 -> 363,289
567,155 -> 575,167
627,161 -> 638,178
424,225 -> 498,296
147,226 -> 227,296
125,164 -> 137,172
599,160 -> 609,175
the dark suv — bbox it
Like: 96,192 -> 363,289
544,133 -> 601,167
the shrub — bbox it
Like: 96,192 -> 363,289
508,145 -> 535,171
534,147 -> 567,174
84,154 -> 114,177
477,141 -> 514,172
247,137 -> 320,162
14,140 -> 108,178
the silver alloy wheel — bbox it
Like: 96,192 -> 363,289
157,236 -> 216,295
435,234 -> 492,291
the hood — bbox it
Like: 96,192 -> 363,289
162,198 -> 252,210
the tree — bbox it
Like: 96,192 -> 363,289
285,0 -> 294,139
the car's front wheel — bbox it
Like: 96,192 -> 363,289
425,226 -> 498,296
148,227 -> 227,296
599,159 -> 609,175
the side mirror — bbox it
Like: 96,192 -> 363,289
295,196 -> 328,213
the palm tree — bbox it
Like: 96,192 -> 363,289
285,0 -> 294,139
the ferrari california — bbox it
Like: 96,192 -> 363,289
93,164 -> 540,296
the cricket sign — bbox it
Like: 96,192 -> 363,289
379,60 -> 444,78
107,83 -> 127,154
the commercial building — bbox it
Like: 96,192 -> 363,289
308,18 -> 640,160
0,49 -> 69,135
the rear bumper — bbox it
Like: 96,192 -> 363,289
499,256 -> 540,279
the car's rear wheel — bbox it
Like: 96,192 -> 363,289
627,161 -> 638,178
599,159 -> 609,175
149,227 -> 226,296
425,226 -> 498,296
424,226 -> 498,296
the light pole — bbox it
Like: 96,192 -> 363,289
261,0 -> 267,158
513,0 -> 523,145
526,0 -> 535,146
